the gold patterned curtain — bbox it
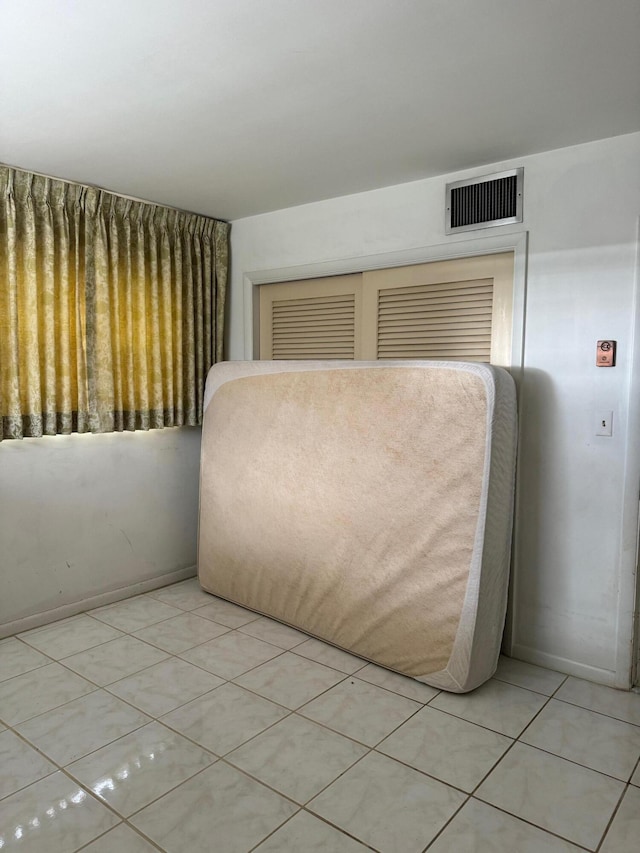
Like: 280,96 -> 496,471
0,165 -> 229,440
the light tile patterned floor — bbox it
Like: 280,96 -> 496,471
1,578 -> 639,852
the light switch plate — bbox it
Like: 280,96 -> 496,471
596,411 -> 613,436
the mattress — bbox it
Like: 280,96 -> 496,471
198,360 -> 517,692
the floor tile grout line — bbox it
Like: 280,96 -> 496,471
516,685 -> 571,740
67,759 -> 219,845
5,662 -> 631,853
161,692 -> 410,773
124,757 -> 303,825
0,655 -> 52,683
179,703 -> 298,759
420,793 -> 472,853
6,593 -> 589,719
42,623 -> 297,713
48,614 -> 264,668
63,654 -> 174,687
87,609 -> 198,634
222,697 -> 472,844
419,704 -> 517,738
159,678 -> 291,724
347,671 -> 441,705
4,657 -> 159,726
2,648 -> 191,761
451,798 -> 595,852
299,809 -> 382,852
16,622 -> 128,658
0,767 -> 60,805
368,743 -> 508,800
243,746 -> 376,824
2,635 -> 90,675
463,694 -> 555,804
0,662 -> 51,687
177,642 -> 290,676
220,750 -> 360,811
121,701 -> 418,830
235,623 -> 310,648
4,584 -> 640,853
9,649 -> 358,798
1,759 -> 161,852
322,664 -> 640,804
5,648 -> 352,783
54,764 -> 169,852
458,681 -> 628,850
159,677 -> 412,764
180,619 -> 313,655
12,712 -> 153,779
74,822 -> 166,853
491,671 -> 568,696
0,651 -> 562,737
135,601 -> 407,699
6,606 -> 354,684
287,643 -> 371,676
129,616 -> 237,654
2,656 -> 637,777
5,646 -> 635,807
3,587 -> 629,707
0,680 -> 101,729
593,782 -> 632,853
249,806 -> 382,853
16,609 -> 122,636
3,629 -> 179,681
227,654 -> 354,702
63,742 -> 217,827
229,672 -> 350,714
0,702 -> 221,810
552,695 -> 640,728
514,739 -> 639,785
303,681 -> 428,751
471,679 -> 624,849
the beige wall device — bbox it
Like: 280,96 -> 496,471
596,340 -> 616,367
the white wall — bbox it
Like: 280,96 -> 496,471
229,132 -> 640,687
0,427 -> 200,635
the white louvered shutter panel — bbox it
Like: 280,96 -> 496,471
360,254 -> 514,366
259,275 -> 361,360
376,278 -> 493,361
259,255 -> 513,366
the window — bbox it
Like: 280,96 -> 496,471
0,165 -> 229,440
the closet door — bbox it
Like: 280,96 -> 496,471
360,253 -> 514,366
259,253 -> 514,367
259,274 -> 362,359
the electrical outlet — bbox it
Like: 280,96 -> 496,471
596,411 -> 613,437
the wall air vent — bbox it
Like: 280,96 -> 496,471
446,167 -> 523,234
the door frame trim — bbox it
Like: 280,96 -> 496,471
243,230 -> 528,656
621,216 -> 640,688
243,231 -> 528,381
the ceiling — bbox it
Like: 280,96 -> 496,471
1,0 -> 639,221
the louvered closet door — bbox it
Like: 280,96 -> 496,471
360,253 -> 514,366
259,275 -> 362,359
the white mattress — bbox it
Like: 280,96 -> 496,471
198,360 -> 517,692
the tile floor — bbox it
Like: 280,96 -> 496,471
1,578 -> 639,852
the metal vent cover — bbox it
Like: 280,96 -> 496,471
446,168 -> 523,234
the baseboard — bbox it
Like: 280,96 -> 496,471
510,643 -> 620,688
0,565 -> 197,639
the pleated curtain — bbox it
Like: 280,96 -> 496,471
0,165 -> 229,439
